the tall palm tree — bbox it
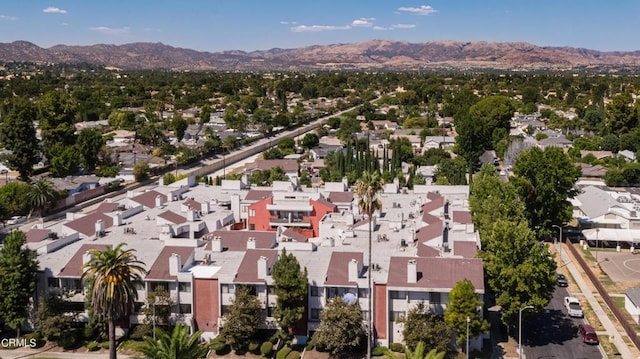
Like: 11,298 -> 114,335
354,170 -> 383,359
24,179 -> 58,218
81,243 -> 146,359
139,324 -> 208,359
385,342 -> 446,359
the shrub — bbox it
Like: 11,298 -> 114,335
276,347 -> 292,359
87,341 -> 100,351
24,332 -> 45,349
286,350 -> 301,359
249,341 -> 260,354
304,342 -> 314,351
101,341 -> 110,350
269,332 -> 280,344
389,342 -> 404,353
260,341 -> 274,356
57,329 -> 82,349
372,346 -> 388,356
210,340 -> 227,352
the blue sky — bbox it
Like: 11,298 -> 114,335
0,1 -> 638,52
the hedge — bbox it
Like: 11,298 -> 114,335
87,341 -> 100,351
261,341 -> 274,356
276,346 -> 292,359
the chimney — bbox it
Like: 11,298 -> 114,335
95,219 -> 105,237
211,236 -> 223,252
443,221 -> 450,252
257,256 -> 268,279
169,253 -> 182,276
82,251 -> 94,266
201,201 -> 210,214
407,259 -> 418,284
186,208 -> 196,222
155,195 -> 164,208
348,259 -> 359,282
113,212 -> 123,226
247,237 -> 256,249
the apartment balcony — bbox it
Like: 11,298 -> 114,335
269,217 -> 311,228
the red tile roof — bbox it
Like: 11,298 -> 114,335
96,202 -> 119,213
183,198 -> 202,211
415,222 -> 442,243
59,244 -> 109,278
324,252 -> 364,286
244,190 -> 272,201
249,159 -> 299,173
282,228 -> 309,242
233,249 -> 278,284
131,190 -> 167,209
26,228 -> 51,243
204,230 -> 276,251
416,242 -> 441,257
453,211 -> 473,224
146,246 -> 194,280
65,212 -> 114,237
328,192 -> 354,203
349,218 -> 371,230
454,241 -> 478,258
386,257 -> 484,291
158,210 -> 187,224
314,198 -> 337,211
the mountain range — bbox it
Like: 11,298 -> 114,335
1,39 -> 640,71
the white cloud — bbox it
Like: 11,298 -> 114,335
60,22 -> 68,26
43,6 -> 68,14
373,26 -> 389,31
90,26 -> 130,35
0,15 -> 18,21
291,24 -> 351,33
397,5 -> 437,15
352,17 -> 375,27
280,21 -> 289,25
392,23 -> 416,29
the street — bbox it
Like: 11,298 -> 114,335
523,286 -> 603,359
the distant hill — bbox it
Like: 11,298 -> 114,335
1,39 -> 640,71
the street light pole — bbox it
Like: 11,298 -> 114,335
466,316 -> 470,359
552,224 -> 562,260
518,305 -> 534,359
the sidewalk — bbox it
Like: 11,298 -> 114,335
0,347 -> 136,359
558,242 -> 635,359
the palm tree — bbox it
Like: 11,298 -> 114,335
24,179 -> 58,218
139,324 -> 208,359
81,243 -> 146,359
354,170 -> 383,359
385,342 -> 446,359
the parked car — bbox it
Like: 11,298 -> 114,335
564,296 -> 584,317
7,215 -> 26,225
557,273 -> 568,287
578,324 -> 599,344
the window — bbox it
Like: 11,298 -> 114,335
389,311 -> 405,322
242,205 -> 248,213
48,278 -> 60,288
151,282 -> 169,292
221,284 -> 235,294
390,290 -> 406,300
310,286 -> 320,297
133,302 -> 144,314
178,282 -> 191,292
430,292 -> 441,304
249,209 -> 256,217
267,285 -> 275,295
310,308 -> 322,320
267,305 -> 276,317
179,304 -> 192,314
358,287 -> 368,298
362,310 -> 370,321
249,224 -> 255,230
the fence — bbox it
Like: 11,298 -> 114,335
564,238 -> 640,350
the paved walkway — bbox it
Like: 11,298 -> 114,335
559,242 -> 635,359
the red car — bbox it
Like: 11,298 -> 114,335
578,324 -> 599,345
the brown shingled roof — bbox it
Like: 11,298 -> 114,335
328,192 -> 354,203
415,221 -> 442,243
26,228 -> 51,243
65,212 -> 114,237
454,241 -> 478,258
59,244 -> 109,278
233,249 -> 278,284
96,202 -> 119,213
386,256 -> 484,291
146,246 -> 194,280
183,198 -> 202,211
204,230 -> 276,251
248,159 -> 299,173
416,242 -> 441,257
282,228 -> 309,242
452,211 -> 472,224
244,190 -> 272,201
325,252 -> 364,286
158,210 -> 187,224
131,190 -> 167,209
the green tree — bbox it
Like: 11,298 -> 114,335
172,115 -> 189,142
434,157 -> 467,185
139,324 -> 208,359
606,93 -> 637,134
0,231 -> 38,336
0,101 -> 41,180
133,161 -> 150,182
354,170 -> 383,358
271,249 -> 308,337
478,220 -> 556,327
81,243 -> 146,359
25,179 -> 59,218
301,133 -> 319,149
336,116 -> 361,142
401,303 -> 453,354
385,342 -> 446,359
311,297 -> 365,356
0,181 -> 31,216
141,287 -> 174,331
220,285 -> 264,352
35,292 -> 75,341
278,137 -> 296,154
511,147 -> 580,234
49,145 -> 81,177
77,128 -> 106,171
444,279 -> 489,348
